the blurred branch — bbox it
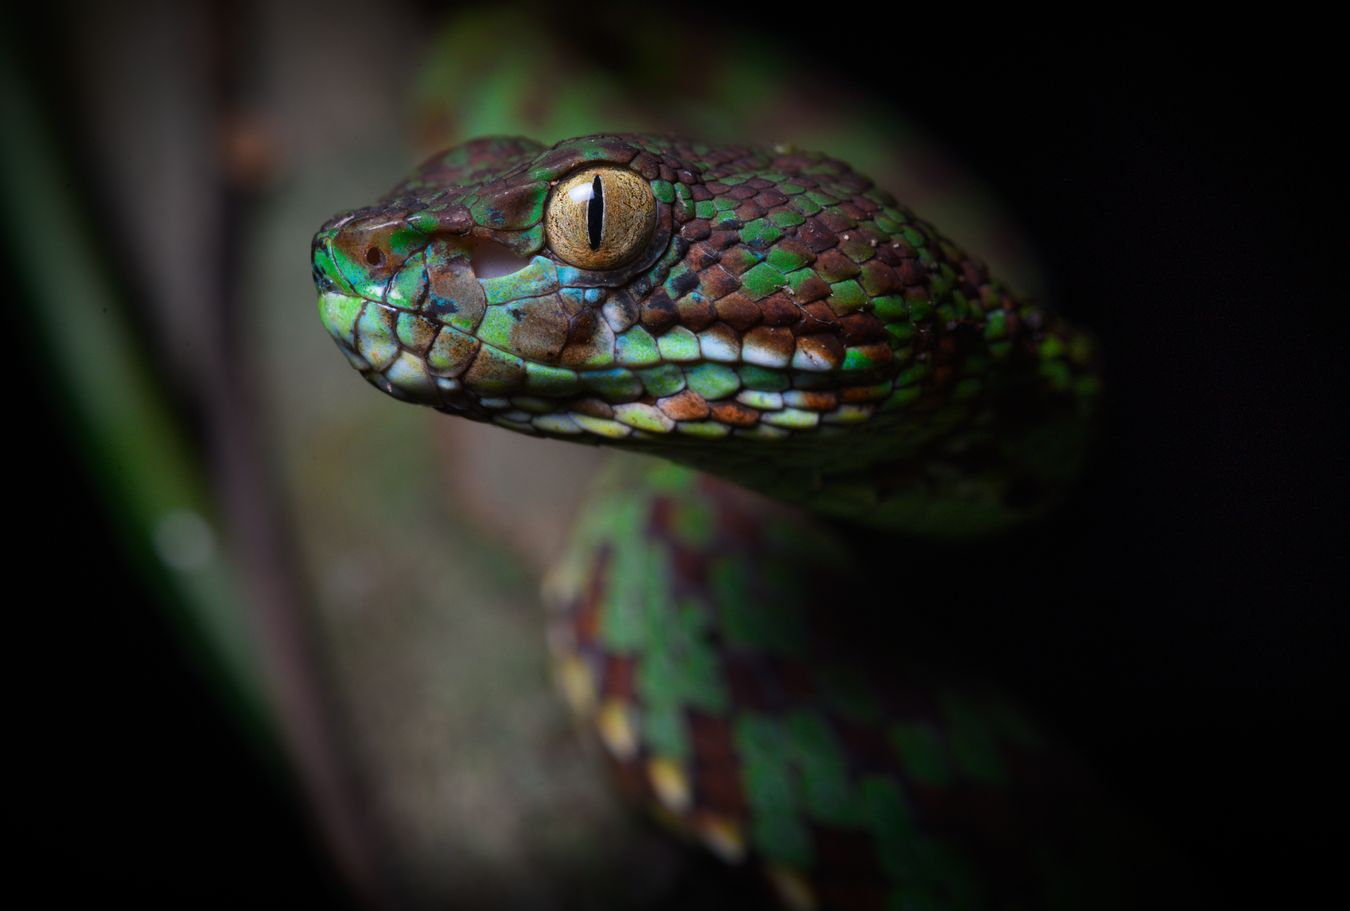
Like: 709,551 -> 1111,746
2,11 -> 403,905
0,25 -> 265,739
188,2 -> 406,906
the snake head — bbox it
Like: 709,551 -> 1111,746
312,133 -> 1099,530
312,134 -> 689,413
311,133 -> 924,425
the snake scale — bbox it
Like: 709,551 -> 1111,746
311,134 -> 1125,909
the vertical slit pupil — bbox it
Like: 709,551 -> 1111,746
587,175 -> 604,250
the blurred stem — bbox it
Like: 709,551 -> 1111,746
3,16 -> 400,906
0,33 -> 267,739
197,2 -> 404,905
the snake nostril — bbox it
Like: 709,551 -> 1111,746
365,246 -> 385,267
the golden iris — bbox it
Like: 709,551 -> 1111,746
545,166 -> 656,270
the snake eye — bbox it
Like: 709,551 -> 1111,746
545,166 -> 657,270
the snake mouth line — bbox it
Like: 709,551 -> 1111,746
365,294 -> 555,393
326,293 -> 708,441
321,285 -> 911,453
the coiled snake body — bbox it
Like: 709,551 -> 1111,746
312,134 -> 1117,909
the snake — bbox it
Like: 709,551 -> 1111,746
311,134 -> 1123,910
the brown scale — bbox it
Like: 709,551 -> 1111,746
601,655 -> 637,702
819,212 -> 858,236
778,237 -> 817,263
758,295 -> 803,328
839,235 -> 880,265
506,296 -> 569,362
684,239 -> 720,271
627,152 -> 660,179
681,220 -> 714,245
680,713 -> 745,816
797,218 -> 840,254
858,261 -> 899,296
725,249 -> 769,278
426,329 -> 480,380
871,244 -> 903,268
693,321 -> 736,352
700,264 -> 744,302
425,241 -> 486,325
708,401 -> 760,428
792,334 -> 846,370
837,313 -> 888,345
839,384 -> 888,405
674,295 -> 717,332
571,547 -> 609,643
602,292 -> 640,332
560,310 -> 611,368
398,315 -> 437,355
793,274 -> 836,306
814,249 -> 861,283
657,390 -> 710,422
795,301 -> 839,336
462,346 -> 524,389
570,397 -> 614,419
797,390 -> 841,411
639,291 -> 681,333
711,293 -> 757,330
742,326 -> 797,361
707,229 -> 742,250
691,762 -> 747,819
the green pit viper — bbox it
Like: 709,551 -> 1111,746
311,134 -> 1125,910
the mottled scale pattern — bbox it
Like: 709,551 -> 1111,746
543,461 -> 1134,911
313,134 -> 1098,535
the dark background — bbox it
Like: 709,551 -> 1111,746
14,9 -> 1344,910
